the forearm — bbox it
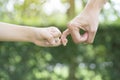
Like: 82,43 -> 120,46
0,22 -> 35,42
84,0 -> 107,13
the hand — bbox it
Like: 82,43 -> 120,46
61,9 -> 100,46
32,27 -> 62,47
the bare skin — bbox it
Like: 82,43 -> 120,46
0,0 -> 107,47
61,0 -> 108,46
0,22 -> 61,47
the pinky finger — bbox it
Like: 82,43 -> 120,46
61,29 -> 70,46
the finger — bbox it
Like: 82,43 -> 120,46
46,33 -> 62,47
61,29 -> 70,46
43,31 -> 56,45
69,24 -> 88,43
35,39 -> 61,47
44,38 -> 61,47
49,27 -> 62,38
87,31 -> 96,43
86,23 -> 98,43
52,38 -> 61,47
71,30 -> 88,43
47,35 -> 56,45
33,40 -> 50,47
45,27 -> 62,46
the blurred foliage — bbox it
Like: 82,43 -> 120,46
0,0 -> 120,80
0,26 -> 120,80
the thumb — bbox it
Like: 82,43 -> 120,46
61,29 -> 70,46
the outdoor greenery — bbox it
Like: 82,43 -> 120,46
0,0 -> 120,80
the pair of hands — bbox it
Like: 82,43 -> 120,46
34,9 -> 99,47
33,0 -> 107,47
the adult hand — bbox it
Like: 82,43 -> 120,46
61,0 -> 107,46
61,9 -> 100,46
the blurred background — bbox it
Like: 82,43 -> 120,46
0,0 -> 120,80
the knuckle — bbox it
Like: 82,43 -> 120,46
50,26 -> 61,36
50,26 -> 59,31
58,31 -> 62,35
67,22 -> 74,29
90,29 -> 96,33
90,27 -> 97,33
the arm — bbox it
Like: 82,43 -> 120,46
84,0 -> 107,14
61,0 -> 107,45
0,22 -> 35,42
0,22 -> 61,47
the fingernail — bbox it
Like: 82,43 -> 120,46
63,43 -> 67,46
63,39 -> 67,46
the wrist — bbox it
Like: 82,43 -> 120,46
84,0 -> 107,13
20,26 -> 36,43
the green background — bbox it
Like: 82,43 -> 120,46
0,0 -> 120,80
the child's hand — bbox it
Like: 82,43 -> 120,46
32,27 -> 62,47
